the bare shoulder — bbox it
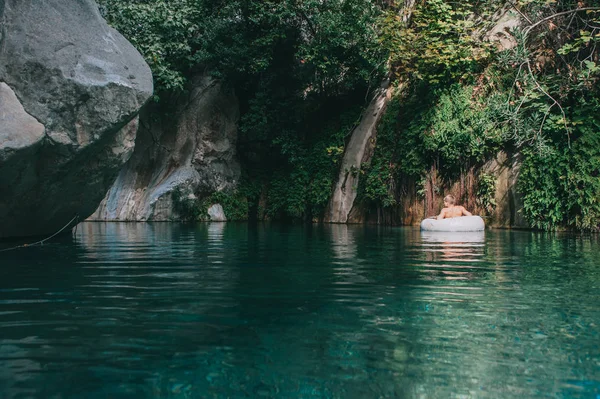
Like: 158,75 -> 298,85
460,206 -> 473,216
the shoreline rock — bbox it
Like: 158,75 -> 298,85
0,0 -> 153,238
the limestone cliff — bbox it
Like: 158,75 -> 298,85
325,81 -> 391,223
89,76 -> 240,221
0,0 -> 152,238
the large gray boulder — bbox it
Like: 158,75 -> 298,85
89,75 -> 240,221
0,0 -> 153,238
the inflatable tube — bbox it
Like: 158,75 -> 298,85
420,215 -> 485,232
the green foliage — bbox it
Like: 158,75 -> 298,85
98,0 -> 204,94
99,0 -> 386,95
202,191 -> 249,221
519,103 -> 600,231
410,85 -> 502,171
476,173 -> 497,213
421,85 -> 503,172
172,187 -> 248,221
489,3 -> 600,145
362,83 -> 504,209
264,106 -> 362,219
379,0 -> 500,85
266,170 -> 309,219
293,0 -> 385,95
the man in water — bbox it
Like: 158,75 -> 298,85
436,195 -> 472,220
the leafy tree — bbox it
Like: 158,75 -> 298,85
378,0 -> 502,85
98,0 -> 205,94
98,0 -> 386,96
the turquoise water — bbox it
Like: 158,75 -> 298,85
1,222 -> 599,398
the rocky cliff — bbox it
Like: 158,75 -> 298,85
0,0 -> 152,238
325,81 -> 391,223
89,76 -> 240,221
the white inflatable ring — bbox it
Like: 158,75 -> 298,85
420,215 -> 485,232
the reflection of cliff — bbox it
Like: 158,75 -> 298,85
89,76 -> 240,221
329,224 -> 370,285
74,221 -> 240,338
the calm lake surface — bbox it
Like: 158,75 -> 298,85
1,222 -> 599,398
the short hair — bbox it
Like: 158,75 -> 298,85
444,195 -> 456,205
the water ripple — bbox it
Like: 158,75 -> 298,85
0,223 -> 599,398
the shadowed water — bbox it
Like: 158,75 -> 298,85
1,222 -> 599,398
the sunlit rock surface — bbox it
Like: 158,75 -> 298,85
0,0 -> 152,238
89,76 -> 240,221
485,8 -> 522,51
207,204 -> 227,222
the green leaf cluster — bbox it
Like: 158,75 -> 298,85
362,95 -> 401,207
476,173 -> 497,213
378,0 -> 500,85
203,191 -> 249,221
362,84 -> 504,208
98,0 -> 386,96
519,99 -> 600,231
172,187 -> 249,221
98,0 -> 205,93
262,106 -> 362,219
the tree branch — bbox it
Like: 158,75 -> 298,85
525,59 -> 570,145
507,1 -> 532,25
523,7 -> 600,38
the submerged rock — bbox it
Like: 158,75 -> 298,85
89,75 -> 240,221
0,0 -> 152,238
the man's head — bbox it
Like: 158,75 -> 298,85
443,195 -> 456,206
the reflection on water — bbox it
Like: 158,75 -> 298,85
419,231 -> 486,284
0,223 -> 599,398
421,230 -> 485,263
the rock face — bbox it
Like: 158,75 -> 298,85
0,0 -> 153,238
89,76 -> 240,221
481,152 -> 527,228
325,81 -> 391,223
485,8 -> 521,51
207,204 -> 227,222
